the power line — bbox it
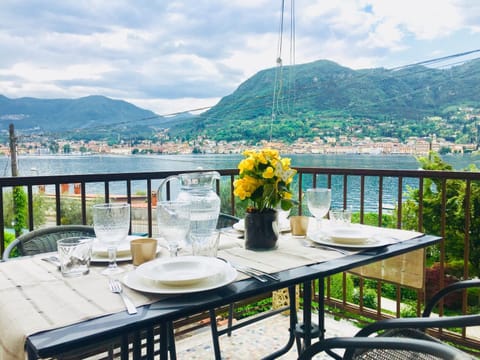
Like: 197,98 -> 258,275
270,0 -> 296,142
12,48 -> 480,143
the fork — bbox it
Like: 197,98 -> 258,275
302,240 -> 352,255
235,264 -> 280,281
226,260 -> 280,282
217,257 -> 268,283
109,279 -> 137,315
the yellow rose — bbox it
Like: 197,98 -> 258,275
283,192 -> 292,200
262,167 -> 275,179
243,150 -> 255,157
234,148 -> 296,210
281,157 -> 291,169
257,153 -> 267,164
238,157 -> 256,173
264,149 -> 279,159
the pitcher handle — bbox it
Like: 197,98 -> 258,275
209,171 -> 221,190
157,175 -> 179,201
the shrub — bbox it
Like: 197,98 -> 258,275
467,287 -> 480,307
445,259 -> 473,279
353,288 -> 378,309
425,263 -> 461,310
2,190 -> 47,232
400,303 -> 418,318
381,283 -> 396,299
3,232 -> 16,257
327,273 -> 355,302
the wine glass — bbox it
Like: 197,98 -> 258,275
157,201 -> 191,257
93,203 -> 130,275
306,188 -> 332,233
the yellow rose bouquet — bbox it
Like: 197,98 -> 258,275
233,148 -> 297,212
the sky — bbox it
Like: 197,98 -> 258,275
1,0 -> 480,116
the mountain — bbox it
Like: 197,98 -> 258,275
2,58 -> 480,144
170,59 -> 480,143
0,95 -> 161,134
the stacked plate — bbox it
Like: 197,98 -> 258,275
91,235 -> 142,262
312,225 -> 389,248
122,256 -> 238,294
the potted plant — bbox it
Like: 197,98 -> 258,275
233,148 -> 297,250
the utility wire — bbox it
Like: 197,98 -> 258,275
13,48 -> 480,143
270,0 -> 286,142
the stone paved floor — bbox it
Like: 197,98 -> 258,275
175,312 -> 360,359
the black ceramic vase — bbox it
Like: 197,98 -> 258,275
244,209 -> 279,250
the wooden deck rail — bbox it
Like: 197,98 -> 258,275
1,166 -> 478,349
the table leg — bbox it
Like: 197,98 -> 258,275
160,322 -> 169,360
262,285 -> 298,360
168,321 -> 177,360
318,277 -> 325,341
295,280 -> 321,358
209,309 -> 222,359
27,347 -> 38,360
303,280 -> 312,348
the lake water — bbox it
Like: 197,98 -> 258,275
4,152 -> 479,177
1,153 -> 478,211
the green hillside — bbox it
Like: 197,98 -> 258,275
1,58 -> 480,145
0,95 -> 160,133
170,59 -> 480,144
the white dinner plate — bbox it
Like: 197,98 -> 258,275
310,233 -> 391,249
91,253 -> 133,263
320,227 -> 371,245
233,219 -> 291,233
91,235 -> 157,263
135,256 -> 223,286
123,260 -> 237,294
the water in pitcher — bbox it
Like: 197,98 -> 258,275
157,171 -> 221,247
188,203 -> 220,246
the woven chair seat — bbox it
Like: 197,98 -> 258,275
353,328 -> 465,360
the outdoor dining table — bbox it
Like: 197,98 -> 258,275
0,221 -> 441,360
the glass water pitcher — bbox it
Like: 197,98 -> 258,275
157,171 -> 221,247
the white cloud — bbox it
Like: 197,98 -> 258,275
366,0 -> 463,40
0,0 -> 479,115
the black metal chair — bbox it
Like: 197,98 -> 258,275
298,279 -> 480,360
2,225 -> 96,260
299,337 -> 473,360
217,213 -> 240,229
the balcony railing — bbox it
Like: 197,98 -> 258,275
1,166 -> 478,350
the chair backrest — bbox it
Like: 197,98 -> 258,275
3,225 -> 96,260
298,337 -> 475,360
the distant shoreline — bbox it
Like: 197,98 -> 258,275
15,151 -> 418,158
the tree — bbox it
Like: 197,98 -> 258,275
49,141 -> 59,154
12,187 -> 27,237
401,152 -> 480,276
2,191 -> 47,232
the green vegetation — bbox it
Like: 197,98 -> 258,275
12,187 -> 27,237
2,190 -> 48,233
401,152 -> 480,277
3,59 -> 480,148
3,232 -> 16,257
169,59 -> 480,145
